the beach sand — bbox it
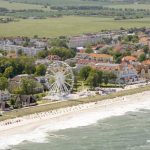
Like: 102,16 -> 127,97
0,90 -> 150,149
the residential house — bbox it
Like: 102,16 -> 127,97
9,74 -> 44,93
139,36 -> 150,48
0,90 -> 11,102
6,52 -> 18,59
92,63 -> 138,84
76,47 -> 86,53
132,49 -> 144,59
68,32 -> 115,48
122,56 -> 138,64
140,60 -> 150,79
0,44 -> 43,56
35,59 -> 50,65
89,53 -> 113,62
46,55 -> 61,61
0,90 -> 11,111
15,95 -> 37,108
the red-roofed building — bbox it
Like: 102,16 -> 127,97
46,55 -> 61,61
76,53 -> 113,65
122,56 -> 137,64
91,63 -> 138,84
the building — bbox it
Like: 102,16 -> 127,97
89,53 -> 113,62
15,95 -> 37,108
46,55 -> 61,61
0,44 -> 43,56
76,53 -> 113,65
68,33 -> 112,48
140,60 -> 150,79
6,52 -> 18,59
9,74 -> 44,93
0,90 -> 11,102
92,63 -> 138,84
35,59 -> 50,65
139,36 -> 150,46
122,56 -> 137,64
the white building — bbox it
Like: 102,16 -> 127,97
0,90 -> 11,102
0,44 -> 43,56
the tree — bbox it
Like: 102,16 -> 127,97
35,64 -> 46,76
85,47 -> 93,53
17,49 -> 23,56
79,66 -> 92,81
0,77 -> 8,90
37,49 -> 49,58
139,53 -> 146,62
113,52 -> 122,63
24,63 -> 36,74
102,71 -> 116,85
124,35 -> 139,43
86,69 -> 103,88
10,99 -> 15,107
49,47 -> 75,60
20,78 -> 42,95
50,38 -> 68,48
3,66 -> 13,78
104,76 -> 109,85
143,45 -> 149,54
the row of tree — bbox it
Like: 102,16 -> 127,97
0,57 -> 47,78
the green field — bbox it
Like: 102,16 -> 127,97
0,16 -> 150,37
107,4 -> 150,10
0,0 -> 49,11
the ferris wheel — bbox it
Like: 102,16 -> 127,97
45,61 -> 74,97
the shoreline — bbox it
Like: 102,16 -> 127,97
0,90 -> 150,149
1,84 -> 150,122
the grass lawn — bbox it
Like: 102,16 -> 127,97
0,0 -> 48,11
0,16 -> 150,37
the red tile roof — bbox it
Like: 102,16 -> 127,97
89,53 -> 113,59
122,56 -> 137,62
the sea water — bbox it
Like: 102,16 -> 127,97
9,109 -> 150,150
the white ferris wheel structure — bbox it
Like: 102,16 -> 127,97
45,61 -> 74,97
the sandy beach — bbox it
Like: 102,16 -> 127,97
0,90 -> 150,149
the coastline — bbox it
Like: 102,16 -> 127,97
1,84 -> 150,122
0,89 -> 150,149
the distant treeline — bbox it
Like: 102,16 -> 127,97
6,0 -> 150,5
1,6 -> 150,20
1,0 -> 150,19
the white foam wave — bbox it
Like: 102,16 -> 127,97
1,91 -> 150,150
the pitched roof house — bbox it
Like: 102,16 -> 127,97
15,95 -> 37,108
76,53 -> 113,65
92,63 -> 138,84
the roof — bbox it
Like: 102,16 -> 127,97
113,44 -> 123,52
46,55 -> 61,60
89,53 -> 113,59
6,53 -> 18,59
122,56 -> 137,62
139,36 -> 150,42
142,60 -> 150,65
